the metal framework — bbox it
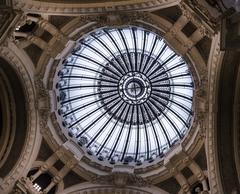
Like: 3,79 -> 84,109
56,26 -> 194,165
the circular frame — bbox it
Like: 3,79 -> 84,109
55,25 -> 195,166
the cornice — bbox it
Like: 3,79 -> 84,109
13,0 -> 180,15
206,32 -> 224,194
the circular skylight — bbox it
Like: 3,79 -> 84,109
56,26 -> 194,165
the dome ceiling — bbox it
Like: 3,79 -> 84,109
55,26 -> 194,165
0,0 -> 218,193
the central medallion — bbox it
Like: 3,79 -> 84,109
119,72 -> 151,104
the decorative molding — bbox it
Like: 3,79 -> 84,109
179,1 -> 217,36
57,182 -> 169,194
13,0 -> 180,15
206,32 -> 224,194
34,76 -> 51,136
0,41 -> 39,194
91,172 -> 150,187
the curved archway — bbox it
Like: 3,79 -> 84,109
216,51 -> 240,193
0,49 -> 40,194
0,57 -> 27,177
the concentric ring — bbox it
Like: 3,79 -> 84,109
56,26 -> 194,165
118,72 -> 151,104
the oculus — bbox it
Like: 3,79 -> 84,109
56,26 -> 194,165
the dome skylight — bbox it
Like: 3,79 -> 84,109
56,26 -> 194,165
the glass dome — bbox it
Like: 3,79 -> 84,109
56,26 -> 194,165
